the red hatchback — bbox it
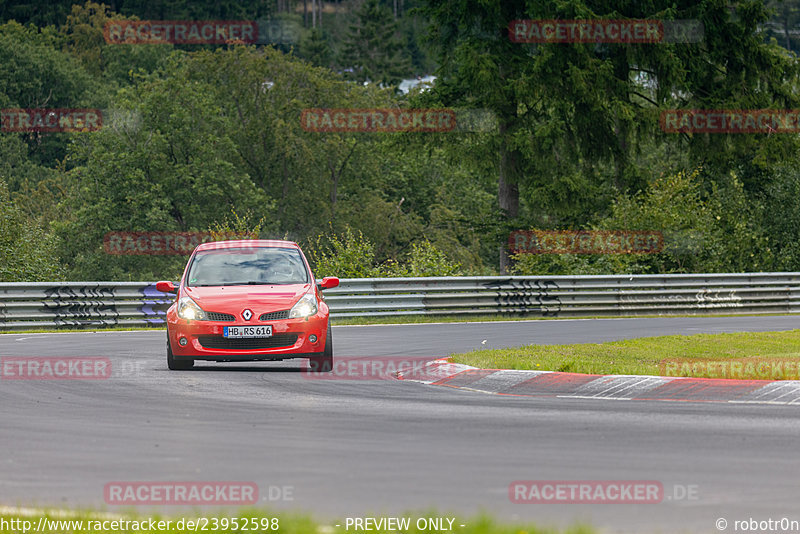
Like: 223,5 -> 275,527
156,240 -> 339,371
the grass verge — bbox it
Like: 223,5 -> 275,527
449,330 -> 800,379
0,509 -> 594,534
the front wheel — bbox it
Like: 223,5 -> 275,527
167,338 -> 193,370
309,324 -> 333,372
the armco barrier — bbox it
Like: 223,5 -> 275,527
0,274 -> 799,330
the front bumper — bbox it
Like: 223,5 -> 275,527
167,312 -> 328,361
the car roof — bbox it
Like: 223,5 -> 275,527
195,239 -> 300,251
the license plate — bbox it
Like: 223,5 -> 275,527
224,325 -> 273,338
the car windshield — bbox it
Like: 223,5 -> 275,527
186,247 -> 309,286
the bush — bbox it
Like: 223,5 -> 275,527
0,180 -> 64,281
304,227 -> 378,278
382,239 -> 462,277
305,228 -> 463,278
207,209 -> 265,241
761,165 -> 800,271
511,168 -> 770,275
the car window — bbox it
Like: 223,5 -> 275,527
186,247 -> 309,286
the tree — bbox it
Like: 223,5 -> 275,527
187,46 -> 399,236
761,164 -> 800,270
61,1 -> 112,77
765,0 -> 800,52
60,1 -> 172,88
0,20 -> 103,168
0,0 -> 74,27
54,45 -> 419,279
56,50 -> 275,280
511,168 -> 772,275
298,27 -> 332,68
0,179 -> 63,281
340,0 -> 411,85
416,0 -> 800,272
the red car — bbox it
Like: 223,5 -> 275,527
156,240 -> 339,371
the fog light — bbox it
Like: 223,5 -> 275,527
179,337 -> 188,346
309,335 -> 318,343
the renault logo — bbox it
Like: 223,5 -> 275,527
242,309 -> 253,321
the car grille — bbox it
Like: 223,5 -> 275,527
205,312 -> 235,322
259,310 -> 289,321
197,334 -> 298,350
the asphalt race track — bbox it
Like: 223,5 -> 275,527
2,316 -> 800,533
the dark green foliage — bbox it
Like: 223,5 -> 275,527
4,0 -> 800,281
0,180 -> 64,281
304,227 -> 463,277
340,0 -> 412,85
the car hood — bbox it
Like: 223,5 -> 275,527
184,284 -> 311,313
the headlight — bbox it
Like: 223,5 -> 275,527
289,291 -> 317,319
178,296 -> 207,321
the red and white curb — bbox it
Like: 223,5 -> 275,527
398,359 -> 800,404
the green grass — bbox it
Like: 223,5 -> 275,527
0,509 -> 594,534
450,329 -> 800,379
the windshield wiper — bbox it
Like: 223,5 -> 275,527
216,281 -> 271,286
193,281 -> 304,287
191,282 -> 257,287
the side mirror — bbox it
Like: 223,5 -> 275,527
156,280 -> 177,293
319,277 -> 340,290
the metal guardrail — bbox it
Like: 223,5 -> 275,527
0,273 -> 799,330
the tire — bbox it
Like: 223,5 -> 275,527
309,323 -> 333,373
167,337 -> 194,370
